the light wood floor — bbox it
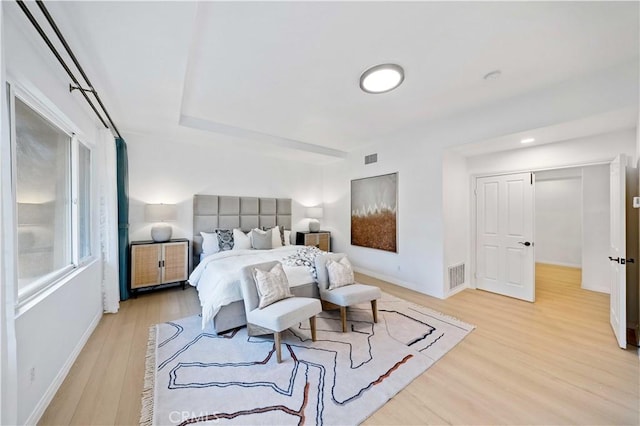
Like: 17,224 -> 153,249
40,263 -> 639,425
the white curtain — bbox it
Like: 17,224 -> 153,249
98,128 -> 120,313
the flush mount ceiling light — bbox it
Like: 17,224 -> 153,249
360,64 -> 404,94
521,137 -> 535,144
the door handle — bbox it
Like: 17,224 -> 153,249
609,256 -> 620,263
518,241 -> 532,247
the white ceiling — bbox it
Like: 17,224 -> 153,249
28,1 -> 640,161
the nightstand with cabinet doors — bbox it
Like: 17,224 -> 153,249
130,239 -> 189,296
296,231 -> 331,252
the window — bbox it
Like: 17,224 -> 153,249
13,95 -> 93,301
77,142 -> 91,260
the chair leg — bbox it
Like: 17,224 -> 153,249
371,299 -> 378,323
274,332 -> 282,363
310,316 -> 317,341
340,306 -> 347,332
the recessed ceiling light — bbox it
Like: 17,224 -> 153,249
483,70 -> 502,81
360,64 -> 404,94
521,138 -> 535,144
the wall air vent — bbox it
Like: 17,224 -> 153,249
448,263 -> 465,290
364,153 -> 378,165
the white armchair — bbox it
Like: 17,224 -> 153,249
240,261 -> 322,363
315,253 -> 382,332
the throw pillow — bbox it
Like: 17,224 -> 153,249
200,231 -> 220,255
253,263 -> 293,309
327,257 -> 355,290
232,229 -> 251,250
284,230 -> 291,246
261,225 -> 284,248
251,228 -> 273,250
215,229 -> 234,251
275,225 -> 286,246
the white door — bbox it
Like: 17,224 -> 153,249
476,173 -> 535,301
609,154 -> 626,349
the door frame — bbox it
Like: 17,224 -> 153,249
470,161 -> 610,290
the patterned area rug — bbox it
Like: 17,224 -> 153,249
141,292 -> 474,425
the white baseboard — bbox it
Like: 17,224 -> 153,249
581,283 -> 610,294
352,267 -> 442,298
24,310 -> 102,426
536,260 -> 582,268
445,283 -> 469,298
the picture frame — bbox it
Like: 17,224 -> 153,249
350,172 -> 398,253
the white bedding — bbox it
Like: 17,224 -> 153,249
188,246 -> 314,328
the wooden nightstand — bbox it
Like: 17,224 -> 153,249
296,231 -> 331,252
130,239 -> 189,297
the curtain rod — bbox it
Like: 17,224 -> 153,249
35,0 -> 122,139
15,0 -> 122,139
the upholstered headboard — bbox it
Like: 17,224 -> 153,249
192,195 -> 292,266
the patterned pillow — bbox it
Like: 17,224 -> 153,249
253,263 -> 293,309
215,229 -> 234,251
276,225 -> 286,246
327,257 -> 355,290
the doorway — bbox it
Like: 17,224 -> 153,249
534,165 -> 610,295
474,164 -> 611,302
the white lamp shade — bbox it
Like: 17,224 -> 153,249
305,207 -> 323,219
145,204 -> 177,222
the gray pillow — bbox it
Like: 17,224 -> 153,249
263,225 -> 285,246
253,262 -> 292,308
251,229 -> 273,250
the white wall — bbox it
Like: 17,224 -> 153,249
466,130 -> 637,175
323,140 -> 448,297
126,134 -> 325,248
582,164 -> 611,293
323,61 -> 636,299
0,3 -> 15,423
2,4 -> 106,424
443,151 -> 470,294
15,264 -> 102,423
535,169 -> 583,268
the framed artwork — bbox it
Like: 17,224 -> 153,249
351,172 -> 397,252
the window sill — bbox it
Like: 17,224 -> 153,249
16,257 -> 99,318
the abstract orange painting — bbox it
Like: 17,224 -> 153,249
351,172 -> 397,252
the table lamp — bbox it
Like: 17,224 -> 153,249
145,203 -> 177,242
305,207 -> 323,232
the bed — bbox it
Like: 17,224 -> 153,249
189,195 -> 319,332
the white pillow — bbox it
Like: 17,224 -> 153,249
327,257 -> 355,290
200,231 -> 220,255
284,230 -> 291,246
270,226 -> 283,248
232,229 -> 251,250
253,263 -> 293,308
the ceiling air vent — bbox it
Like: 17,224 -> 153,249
364,153 -> 378,165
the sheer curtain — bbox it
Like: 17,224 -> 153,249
98,129 -> 120,312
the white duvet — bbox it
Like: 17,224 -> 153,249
188,246 -> 314,328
